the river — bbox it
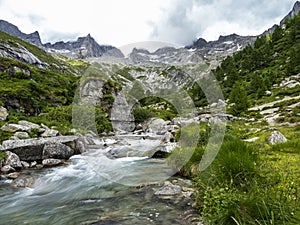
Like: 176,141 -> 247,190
0,136 -> 201,225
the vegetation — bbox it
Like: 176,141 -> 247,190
214,12 -> 300,114
177,122 -> 300,225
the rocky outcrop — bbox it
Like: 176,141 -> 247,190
0,106 -> 8,121
0,42 -> 46,68
268,131 -> 287,145
0,136 -> 86,161
110,91 -> 135,132
280,1 -> 300,26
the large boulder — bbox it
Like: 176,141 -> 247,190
0,136 -> 86,161
43,143 -> 74,159
143,117 -> 168,135
0,106 -> 8,121
268,131 -> 287,145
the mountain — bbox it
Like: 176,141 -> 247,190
0,20 -> 124,59
0,20 -> 43,47
44,34 -> 124,59
186,1 -> 300,62
127,46 -> 204,65
186,33 -> 257,62
280,1 -> 300,26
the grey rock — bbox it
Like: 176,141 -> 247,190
42,143 -> 74,159
7,172 -> 20,179
41,129 -> 60,137
5,151 -> 22,168
11,175 -> 35,188
143,117 -> 168,135
268,131 -> 287,145
161,132 -> 174,143
30,161 -> 37,168
14,132 -> 29,139
1,165 -> 15,173
1,136 -> 83,161
0,123 -> 31,133
0,106 -> 8,121
110,91 -> 135,132
18,120 -> 40,130
20,161 -> 30,168
42,158 -> 63,167
154,184 -> 182,196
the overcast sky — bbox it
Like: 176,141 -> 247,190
0,0 -> 297,48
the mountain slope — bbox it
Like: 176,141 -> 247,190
214,9 -> 300,118
0,30 -> 87,115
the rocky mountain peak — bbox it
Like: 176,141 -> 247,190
0,20 -> 42,47
280,1 -> 300,25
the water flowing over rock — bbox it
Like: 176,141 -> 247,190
268,131 -> 287,145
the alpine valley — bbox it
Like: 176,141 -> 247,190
0,2 -> 300,225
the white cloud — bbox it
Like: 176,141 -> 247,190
0,0 -> 297,47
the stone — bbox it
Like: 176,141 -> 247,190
268,131 -> 287,145
42,143 -> 74,159
110,91 -> 135,132
161,132 -> 174,143
243,137 -> 259,143
1,136 -> 83,161
154,184 -> 182,196
0,123 -> 31,132
42,158 -> 63,167
0,106 -> 8,121
11,176 -> 35,188
30,161 -> 37,168
21,161 -> 30,168
1,165 -> 15,173
5,151 -> 22,168
18,120 -> 40,130
41,129 -> 60,137
14,132 -> 29,139
7,172 -> 20,179
143,117 -> 168,135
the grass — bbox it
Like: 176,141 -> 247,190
176,122 -> 300,225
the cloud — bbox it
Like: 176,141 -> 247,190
0,0 -> 297,47
149,0 -> 296,45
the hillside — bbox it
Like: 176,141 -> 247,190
214,11 -> 300,120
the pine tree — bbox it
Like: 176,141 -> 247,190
229,82 -> 248,116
